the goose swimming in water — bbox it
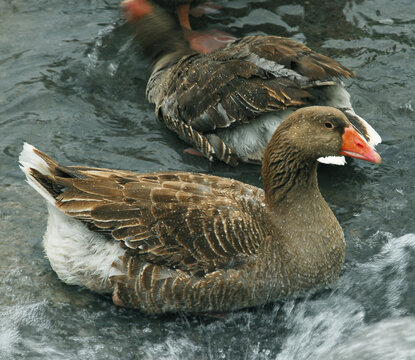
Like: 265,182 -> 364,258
19,107 -> 380,314
123,0 -> 381,166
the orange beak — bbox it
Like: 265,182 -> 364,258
340,126 -> 382,164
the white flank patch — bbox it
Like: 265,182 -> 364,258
244,53 -> 307,80
217,102 -> 231,127
44,205 -> 125,293
245,53 -> 305,81
322,84 -> 352,109
217,111 -> 292,162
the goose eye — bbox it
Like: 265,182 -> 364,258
324,122 -> 334,129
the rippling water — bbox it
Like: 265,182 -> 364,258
1,0 -> 414,358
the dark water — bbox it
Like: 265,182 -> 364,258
1,0 -> 414,359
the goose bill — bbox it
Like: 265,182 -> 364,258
340,126 -> 382,164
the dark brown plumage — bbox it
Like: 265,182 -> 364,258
150,0 -> 219,35
20,107 -> 381,314
123,1 -> 380,166
152,0 -> 202,10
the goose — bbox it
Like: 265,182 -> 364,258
19,107 -> 381,314
122,0 -> 381,166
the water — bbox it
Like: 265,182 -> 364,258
1,0 -> 414,358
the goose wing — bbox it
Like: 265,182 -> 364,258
33,161 -> 266,276
151,35 -> 354,164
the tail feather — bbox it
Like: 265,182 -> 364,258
19,143 -> 76,206
342,109 -> 382,147
19,143 -> 58,205
19,143 -> 53,176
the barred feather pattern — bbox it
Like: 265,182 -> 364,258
26,148 -> 291,312
55,170 -> 267,272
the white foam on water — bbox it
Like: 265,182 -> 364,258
0,301 -> 61,358
274,232 -> 415,360
141,337 -> 201,360
323,316 -> 415,360
86,24 -> 115,74
275,297 -> 365,360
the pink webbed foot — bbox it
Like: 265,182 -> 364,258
112,292 -> 126,307
185,29 -> 237,53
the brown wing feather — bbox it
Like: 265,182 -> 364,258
234,36 -> 354,80
35,165 -> 267,276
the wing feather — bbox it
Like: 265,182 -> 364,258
42,169 -> 267,276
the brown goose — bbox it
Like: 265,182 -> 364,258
19,107 -> 380,314
123,0 -> 381,166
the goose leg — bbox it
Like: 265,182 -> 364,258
112,292 -> 126,307
177,4 -> 236,53
176,4 -> 192,30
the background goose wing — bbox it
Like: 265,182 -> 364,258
152,36 -> 354,164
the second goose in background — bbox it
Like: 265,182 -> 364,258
123,0 -> 381,166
